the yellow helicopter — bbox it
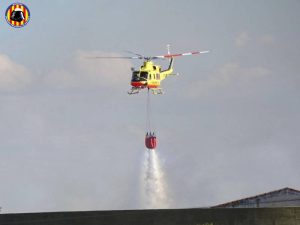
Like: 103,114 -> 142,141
90,46 -> 210,94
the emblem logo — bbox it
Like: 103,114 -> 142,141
5,3 -> 30,28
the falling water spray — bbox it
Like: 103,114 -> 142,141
140,150 -> 170,208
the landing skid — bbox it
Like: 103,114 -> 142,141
128,87 -> 164,95
151,88 -> 164,95
128,87 -> 142,95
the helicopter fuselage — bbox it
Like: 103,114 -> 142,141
130,60 -> 173,91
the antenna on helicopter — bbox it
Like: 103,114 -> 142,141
166,44 -> 172,64
167,44 -> 171,55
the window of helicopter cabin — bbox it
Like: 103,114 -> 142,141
132,71 -> 139,78
131,71 -> 140,81
140,71 -> 148,80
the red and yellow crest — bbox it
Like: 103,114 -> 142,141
5,3 -> 30,28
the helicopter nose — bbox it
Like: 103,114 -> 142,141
131,81 -> 145,87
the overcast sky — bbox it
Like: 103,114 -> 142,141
0,0 -> 300,213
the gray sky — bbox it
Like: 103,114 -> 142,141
0,0 -> 300,213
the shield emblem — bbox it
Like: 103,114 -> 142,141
5,3 -> 30,28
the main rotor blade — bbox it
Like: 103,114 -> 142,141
124,50 -> 144,58
153,50 -> 210,59
85,50 -> 210,60
86,56 -> 142,59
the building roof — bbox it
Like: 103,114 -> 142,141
212,187 -> 300,208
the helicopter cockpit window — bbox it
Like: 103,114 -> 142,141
132,71 -> 148,81
133,71 -> 139,77
140,72 -> 148,80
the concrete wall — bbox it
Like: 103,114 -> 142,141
0,208 -> 299,225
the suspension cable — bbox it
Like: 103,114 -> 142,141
146,88 -> 151,132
